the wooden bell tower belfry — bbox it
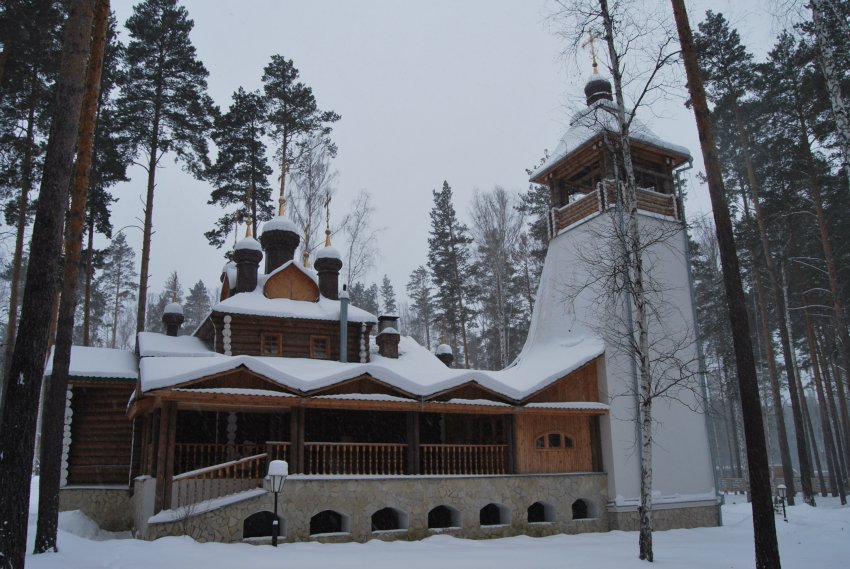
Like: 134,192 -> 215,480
529,45 -> 691,237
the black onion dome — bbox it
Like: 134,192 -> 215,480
584,76 -> 613,106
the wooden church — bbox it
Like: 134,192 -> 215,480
53,71 -> 718,543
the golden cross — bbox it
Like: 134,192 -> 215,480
582,31 -> 600,74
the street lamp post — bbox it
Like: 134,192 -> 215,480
267,460 -> 288,546
777,483 -> 787,522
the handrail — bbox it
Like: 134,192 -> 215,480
173,452 -> 268,509
304,442 -> 407,475
421,444 -> 507,475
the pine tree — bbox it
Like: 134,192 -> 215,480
120,0 -> 216,333
146,271 -> 183,333
0,0 -> 64,383
82,11 -> 131,346
406,266 -> 434,349
380,275 -> 397,315
427,181 -> 474,368
183,279 -> 211,333
0,1 -> 97,564
206,87 -> 274,246
672,2 -> 782,566
349,281 -> 379,317
262,54 -> 340,216
97,232 -> 137,348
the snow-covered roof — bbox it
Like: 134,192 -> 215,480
45,346 -> 137,380
163,302 -> 183,315
530,101 -> 691,182
261,216 -> 298,234
235,236 -> 261,251
316,246 -> 341,260
137,334 -> 604,402
221,262 -> 237,289
214,266 -> 377,323
137,332 -> 217,358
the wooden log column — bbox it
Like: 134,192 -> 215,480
154,402 -> 178,513
289,408 -> 305,473
406,411 -> 420,475
590,416 -> 604,473
505,415 -> 516,474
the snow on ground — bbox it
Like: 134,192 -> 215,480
23,480 -> 849,569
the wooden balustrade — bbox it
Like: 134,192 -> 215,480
553,185 -> 678,235
174,441 -> 289,474
173,452 -> 268,509
421,444 -> 508,475
304,442 -> 407,475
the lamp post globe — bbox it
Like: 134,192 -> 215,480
267,460 -> 288,546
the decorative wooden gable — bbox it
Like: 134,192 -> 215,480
263,262 -> 319,302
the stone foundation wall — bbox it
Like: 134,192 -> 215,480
59,487 -> 133,532
607,503 -> 721,531
147,473 -> 608,543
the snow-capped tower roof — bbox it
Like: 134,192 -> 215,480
260,209 -> 301,274
164,302 -> 183,315
234,236 -> 261,251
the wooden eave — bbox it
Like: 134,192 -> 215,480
518,357 -> 602,405
65,375 -> 136,386
425,380 -> 517,406
304,373 -> 418,400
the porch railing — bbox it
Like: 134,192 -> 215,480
173,452 -> 268,509
174,441 -> 290,474
421,444 -> 508,475
304,442 -> 407,475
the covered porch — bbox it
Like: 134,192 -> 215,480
130,393 -> 606,513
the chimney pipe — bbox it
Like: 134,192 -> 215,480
162,302 -> 184,337
339,285 -> 349,363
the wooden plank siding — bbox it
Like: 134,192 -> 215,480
207,313 -> 372,362
523,360 -> 600,404
67,383 -> 135,485
514,414 -> 594,474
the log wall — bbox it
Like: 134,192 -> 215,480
67,382 -> 135,485
210,313 -> 372,362
514,414 -> 594,474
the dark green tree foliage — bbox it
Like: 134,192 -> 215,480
96,232 -> 137,348
74,249 -> 108,345
206,87 -> 274,246
119,0 -> 216,333
262,54 -> 340,205
146,270 -> 183,333
406,265 -> 434,349
427,181 -> 475,367
380,274 -> 397,315
349,281 -> 379,318
183,279 -> 211,333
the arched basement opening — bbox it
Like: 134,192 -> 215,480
527,501 -> 555,524
427,505 -> 461,529
479,503 -> 510,527
310,510 -> 351,536
572,499 -> 592,520
371,507 -> 409,532
243,511 -> 284,539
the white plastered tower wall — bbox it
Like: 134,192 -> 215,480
522,205 -> 716,519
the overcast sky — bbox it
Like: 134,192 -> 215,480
105,0 -> 785,306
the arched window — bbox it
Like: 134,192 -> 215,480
428,505 -> 461,529
243,511 -> 283,539
310,510 -> 351,535
527,501 -> 556,523
535,432 -> 575,450
479,503 -> 510,527
572,499 -> 593,520
371,507 -> 408,532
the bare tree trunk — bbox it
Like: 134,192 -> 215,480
82,218 -> 94,346
818,333 -> 850,482
670,2 -> 781,567
2,73 -> 38,411
810,0 -> 850,190
804,306 -> 846,503
135,93 -> 162,334
0,1 -> 96,565
35,0 -> 109,553
730,102 -> 814,504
